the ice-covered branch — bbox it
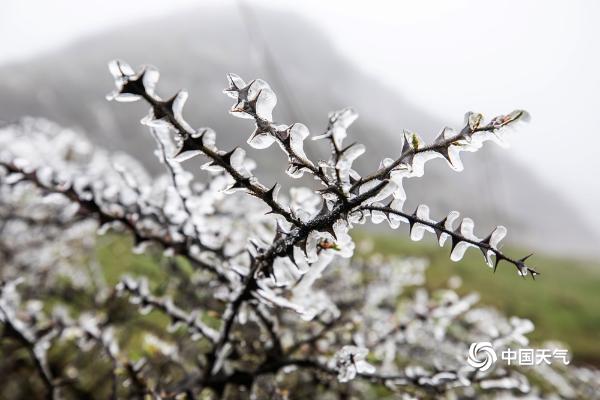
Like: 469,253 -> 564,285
0,279 -> 59,399
116,276 -> 219,343
362,204 -> 539,277
107,60 -> 299,227
3,55 -> 592,399
0,158 -> 229,283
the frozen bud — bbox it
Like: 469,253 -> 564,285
490,110 -> 530,128
465,112 -> 483,131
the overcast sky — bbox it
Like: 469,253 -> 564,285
1,0 -> 599,230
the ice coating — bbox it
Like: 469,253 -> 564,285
247,125 -> 276,149
450,218 -> 478,262
313,107 -> 359,148
410,204 -> 435,241
254,87 -> 277,122
287,123 -> 308,156
0,61 -> 555,399
332,346 -> 376,382
336,143 -> 365,187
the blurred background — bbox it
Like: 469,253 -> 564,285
1,0 -> 599,364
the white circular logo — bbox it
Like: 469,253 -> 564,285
467,342 -> 497,371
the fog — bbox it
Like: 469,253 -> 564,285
2,0 -> 599,237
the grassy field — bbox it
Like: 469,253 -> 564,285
353,230 -> 600,366
95,232 -> 600,367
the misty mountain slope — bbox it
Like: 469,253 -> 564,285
0,5 -> 595,256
